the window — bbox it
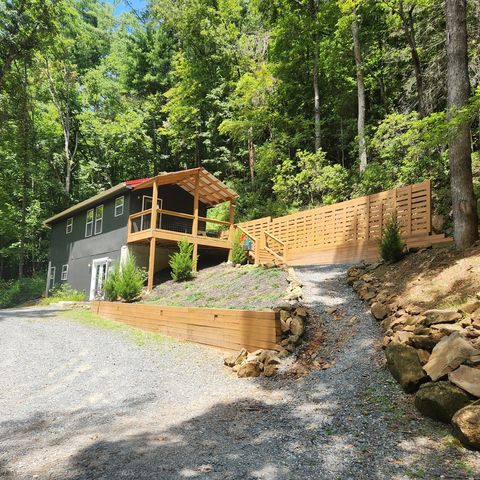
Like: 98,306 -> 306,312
85,209 -> 94,237
94,205 -> 104,234
66,217 -> 73,234
114,196 -> 124,217
49,266 -> 56,289
61,264 -> 68,281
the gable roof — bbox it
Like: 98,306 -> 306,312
131,167 -> 238,207
44,168 -> 238,226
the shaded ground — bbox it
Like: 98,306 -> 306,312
143,263 -> 288,310
371,244 -> 480,310
1,267 -> 479,480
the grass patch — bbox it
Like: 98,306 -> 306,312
57,309 -> 172,347
144,263 -> 288,310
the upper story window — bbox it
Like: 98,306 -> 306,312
94,205 -> 104,234
114,196 -> 124,217
85,209 -> 94,237
66,217 -> 73,234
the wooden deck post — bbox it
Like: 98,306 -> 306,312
192,170 -> 200,272
151,178 -> 159,231
228,201 -> 235,261
147,237 -> 156,291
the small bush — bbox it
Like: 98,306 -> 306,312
231,231 -> 246,265
378,211 -> 405,262
0,275 -> 45,308
104,256 -> 146,302
41,283 -> 85,305
103,263 -> 121,301
169,239 -> 195,281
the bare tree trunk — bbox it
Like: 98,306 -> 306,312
446,0 -> 479,249
399,1 -> 425,116
352,8 -> 367,172
248,126 -> 255,182
313,43 -> 321,151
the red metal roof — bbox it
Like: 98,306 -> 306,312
125,177 -> 152,187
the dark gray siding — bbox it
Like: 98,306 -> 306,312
49,191 -> 130,294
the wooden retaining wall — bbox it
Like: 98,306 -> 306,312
91,301 -> 281,352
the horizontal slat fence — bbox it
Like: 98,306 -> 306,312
237,180 -> 448,265
91,301 -> 281,352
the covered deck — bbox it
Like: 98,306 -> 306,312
127,167 -> 238,290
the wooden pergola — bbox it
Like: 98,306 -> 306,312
130,167 -> 238,291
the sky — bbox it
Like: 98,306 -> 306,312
106,0 -> 146,16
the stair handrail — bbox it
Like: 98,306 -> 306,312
263,230 -> 287,263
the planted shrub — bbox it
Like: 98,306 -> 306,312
41,283 -> 85,305
169,239 -> 195,281
103,263 -> 120,301
0,275 -> 45,308
231,231 -> 246,265
104,256 -> 146,302
378,211 -> 405,262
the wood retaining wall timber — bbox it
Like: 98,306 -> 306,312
91,301 -> 281,352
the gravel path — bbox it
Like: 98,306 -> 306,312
1,267 -> 479,480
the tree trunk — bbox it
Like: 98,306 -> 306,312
248,126 -> 255,182
352,8 -> 367,172
313,43 -> 321,151
399,1 -> 425,116
446,0 -> 479,249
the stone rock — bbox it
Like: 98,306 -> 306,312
280,338 -> 289,347
385,343 -> 428,393
461,301 -> 480,315
405,304 -> 423,315
390,331 -> 413,344
430,323 -> 464,334
290,316 -> 305,336
237,361 -> 261,378
263,364 -> 278,377
280,319 -> 291,333
285,344 -> 296,353
410,332 -> 445,351
277,349 -> 290,359
415,381 -> 472,422
224,348 -> 248,367
423,333 -> 479,381
423,309 -> 462,326
273,301 -> 294,312
280,310 -> 290,322
449,365 -> 480,398
467,354 -> 480,366
246,352 -> 258,363
287,334 -> 300,345
431,213 -> 445,233
371,302 -> 390,320
452,402 -> 480,450
295,306 -> 308,317
258,350 -> 281,366
416,349 -> 431,365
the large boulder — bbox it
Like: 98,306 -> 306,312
423,309 -> 462,326
371,302 -> 390,320
414,381 -> 472,422
449,365 -> 480,398
224,348 -> 248,367
423,333 -> 479,381
452,402 -> 480,450
385,343 -> 428,393
289,316 -> 305,336
237,361 -> 261,378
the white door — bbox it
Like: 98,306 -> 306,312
141,195 -> 163,230
89,257 -> 109,301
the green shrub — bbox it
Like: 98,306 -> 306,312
103,263 -> 121,301
0,275 -> 46,308
41,283 -> 85,305
378,211 -> 405,263
103,256 -> 146,302
231,230 -> 246,265
169,239 -> 195,281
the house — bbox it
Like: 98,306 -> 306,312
44,168 -> 238,300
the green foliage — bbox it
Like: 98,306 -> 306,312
169,239 -> 195,282
41,283 -> 85,305
231,231 -> 246,265
103,263 -> 121,302
0,275 -> 45,308
378,211 -> 405,263
104,256 -> 146,302
274,149 -> 350,207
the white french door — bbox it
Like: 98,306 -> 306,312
89,257 -> 109,301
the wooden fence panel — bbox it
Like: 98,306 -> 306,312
91,301 -> 281,352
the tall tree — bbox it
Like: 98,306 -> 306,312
446,0 -> 478,249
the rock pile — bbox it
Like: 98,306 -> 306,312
224,267 -> 308,378
348,263 -> 480,450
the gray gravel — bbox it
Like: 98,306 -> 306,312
1,267 -> 479,480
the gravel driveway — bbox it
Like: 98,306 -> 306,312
1,267 -> 479,480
